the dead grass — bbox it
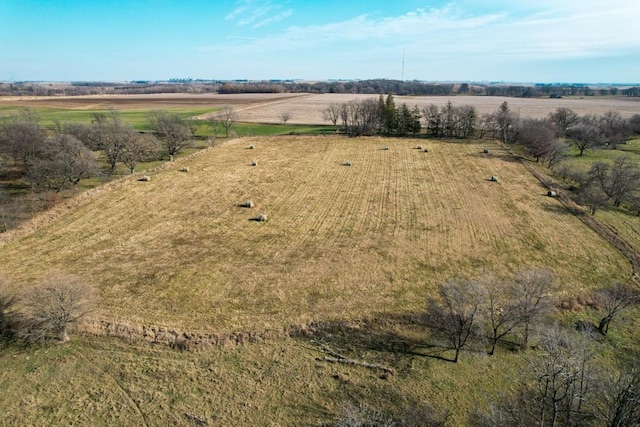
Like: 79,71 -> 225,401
0,136 -> 629,334
0,332 -> 524,426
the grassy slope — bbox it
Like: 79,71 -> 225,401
0,136 -> 637,426
562,139 -> 640,254
0,137 -> 630,333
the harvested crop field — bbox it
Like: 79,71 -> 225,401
234,94 -> 640,124
0,136 -> 629,335
2,93 -> 639,125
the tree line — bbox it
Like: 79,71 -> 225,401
425,270 -> 639,426
323,98 -> 640,216
5,80 -> 634,98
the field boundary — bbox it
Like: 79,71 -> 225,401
502,143 -> 640,286
0,144 -> 221,246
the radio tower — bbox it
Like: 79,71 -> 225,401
401,50 -> 405,81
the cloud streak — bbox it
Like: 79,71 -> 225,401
202,2 -> 640,81
225,0 -> 293,28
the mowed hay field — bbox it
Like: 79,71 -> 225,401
0,136 -> 630,334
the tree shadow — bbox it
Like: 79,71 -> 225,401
297,312 -> 459,363
540,201 -> 577,215
467,151 -> 521,163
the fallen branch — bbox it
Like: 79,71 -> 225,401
184,412 -> 208,426
311,340 -> 394,374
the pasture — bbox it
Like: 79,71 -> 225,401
1,93 -> 639,425
0,136 -> 629,333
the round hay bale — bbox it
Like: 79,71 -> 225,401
247,144 -> 255,150
423,148 -> 429,153
382,146 -> 390,151
256,213 -> 267,222
483,148 -> 489,154
138,175 -> 151,182
416,145 -> 422,150
490,176 -> 499,182
243,200 -> 254,208
178,167 -> 190,172
250,160 -> 258,166
343,160 -> 352,166
547,190 -> 557,197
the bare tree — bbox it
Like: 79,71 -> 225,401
527,327 -> 595,427
426,278 -> 484,362
343,99 -> 381,136
83,110 -> 139,173
512,268 -> 556,350
279,110 -> 292,125
549,108 -> 580,137
22,272 -> 95,342
566,119 -> 601,156
476,113 -> 496,139
575,182 -> 610,215
483,277 -> 524,355
322,103 -> 342,126
589,157 -> 640,207
148,110 -> 193,157
119,134 -> 160,174
596,369 -> 640,427
600,111 -> 632,150
0,111 -> 45,169
518,119 -> 559,163
212,106 -> 238,137
594,282 -> 638,336
544,139 -> 569,168
28,133 -> 100,192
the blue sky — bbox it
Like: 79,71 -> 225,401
1,0 -> 639,83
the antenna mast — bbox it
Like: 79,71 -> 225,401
401,50 -> 405,81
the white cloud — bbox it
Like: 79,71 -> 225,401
224,0 -> 293,28
207,2 -> 640,80
253,9 -> 293,28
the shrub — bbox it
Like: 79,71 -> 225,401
21,272 -> 95,343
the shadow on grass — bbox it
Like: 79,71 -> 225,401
298,312 -> 460,364
540,201 -> 581,216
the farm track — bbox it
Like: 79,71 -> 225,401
508,145 -> 640,285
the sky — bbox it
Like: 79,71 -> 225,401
1,0 -> 639,83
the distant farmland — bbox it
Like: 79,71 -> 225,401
0,136 -> 629,334
2,92 -> 639,126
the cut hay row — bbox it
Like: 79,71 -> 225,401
0,136 -> 630,333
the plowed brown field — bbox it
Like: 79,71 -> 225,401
2,92 -> 639,124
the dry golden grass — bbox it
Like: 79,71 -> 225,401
0,334 -> 523,426
0,136 -> 629,334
